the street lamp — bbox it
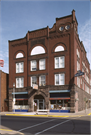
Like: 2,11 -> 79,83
13,83 -> 15,113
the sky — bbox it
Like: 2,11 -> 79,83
0,0 -> 91,73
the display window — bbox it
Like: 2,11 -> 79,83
50,99 -> 70,110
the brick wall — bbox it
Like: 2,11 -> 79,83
0,70 -> 9,111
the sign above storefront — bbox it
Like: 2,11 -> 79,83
33,84 -> 38,90
75,70 -> 84,77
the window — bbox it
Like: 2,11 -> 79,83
77,49 -> 80,58
31,60 -> 37,71
82,81 -> 84,90
77,77 -> 80,87
31,46 -> 45,56
16,53 -> 24,58
55,46 -> 64,52
77,61 -> 80,71
16,62 -> 24,73
39,75 -> 46,86
39,59 -> 45,70
55,56 -> 65,69
31,76 -> 37,86
16,77 -> 24,88
55,74 -> 65,85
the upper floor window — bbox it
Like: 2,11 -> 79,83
16,53 -> 24,58
31,76 -> 37,87
77,77 -> 80,87
55,46 -> 64,52
16,77 -> 24,88
77,49 -> 80,58
77,61 -> 80,71
31,46 -> 45,56
55,56 -> 65,69
39,59 -> 45,70
39,75 -> 46,86
31,60 -> 37,71
16,62 -> 24,73
55,73 -> 65,85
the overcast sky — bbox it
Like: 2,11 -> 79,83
0,0 -> 91,73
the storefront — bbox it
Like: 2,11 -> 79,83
12,92 -> 29,112
49,90 -> 70,113
33,95 -> 45,111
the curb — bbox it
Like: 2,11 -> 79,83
88,113 -> 91,115
6,114 -> 69,117
5,114 -> 87,118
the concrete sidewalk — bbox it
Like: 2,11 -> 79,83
0,108 -> 91,116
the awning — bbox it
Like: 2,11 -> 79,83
12,92 -> 28,95
15,98 -> 28,100
49,90 -> 70,93
49,97 -> 70,100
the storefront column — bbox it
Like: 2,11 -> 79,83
70,91 -> 75,113
28,97 -> 33,112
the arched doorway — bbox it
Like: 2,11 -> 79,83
33,95 -> 45,111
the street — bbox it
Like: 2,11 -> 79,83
1,115 -> 91,134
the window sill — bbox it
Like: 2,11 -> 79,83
16,72 -> 24,74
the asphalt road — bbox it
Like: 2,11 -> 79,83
1,115 -> 91,134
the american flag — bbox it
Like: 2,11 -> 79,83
0,60 -> 4,67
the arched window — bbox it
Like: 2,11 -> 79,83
16,53 -> 24,58
55,46 -> 64,52
31,46 -> 45,56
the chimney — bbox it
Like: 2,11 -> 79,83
72,9 -> 75,22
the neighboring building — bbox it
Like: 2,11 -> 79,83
0,70 -> 9,112
9,10 -> 91,113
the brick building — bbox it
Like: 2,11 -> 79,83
0,70 -> 9,112
9,10 -> 91,113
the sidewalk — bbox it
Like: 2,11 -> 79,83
0,108 -> 91,116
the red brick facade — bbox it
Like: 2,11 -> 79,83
9,10 -> 91,113
0,70 -> 9,112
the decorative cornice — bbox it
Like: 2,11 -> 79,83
12,42 -> 27,47
31,38 -> 45,47
49,33 -> 69,39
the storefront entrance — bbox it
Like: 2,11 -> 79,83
33,95 -> 45,111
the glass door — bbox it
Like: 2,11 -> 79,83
39,99 -> 44,109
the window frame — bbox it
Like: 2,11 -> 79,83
16,62 -> 24,73
31,76 -> 37,87
39,59 -> 46,70
39,75 -> 46,86
31,60 -> 37,71
55,73 -> 65,85
55,56 -> 65,69
16,77 -> 24,88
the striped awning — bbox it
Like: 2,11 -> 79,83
49,97 -> 70,100
49,90 -> 70,93
12,92 -> 28,95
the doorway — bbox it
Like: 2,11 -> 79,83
33,95 -> 45,111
